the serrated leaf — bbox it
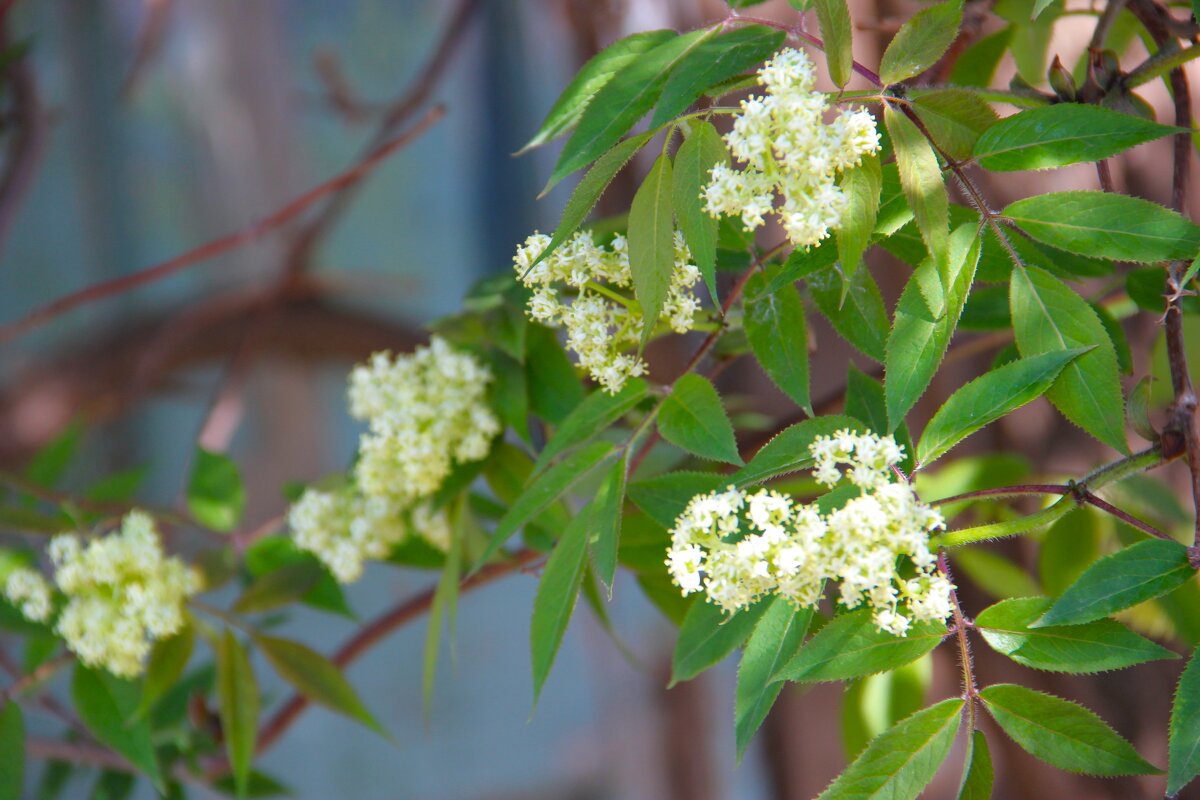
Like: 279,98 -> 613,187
885,224 -> 981,429
522,30 -> 676,152
885,105 -> 949,309
957,730 -> 993,800
548,29 -> 715,189
233,562 -> 323,615
980,683 -> 1160,776
975,596 -> 1177,673
530,132 -> 653,270
255,635 -> 386,741
136,622 -> 194,719
217,630 -> 259,797
745,272 -> 811,413
652,26 -> 785,126
673,121 -> 728,303
672,598 -> 767,684
879,0 -> 964,85
187,448 -> 245,532
974,104 -> 1178,172
814,0 -> 853,88
531,509 -> 591,705
1010,263 -> 1128,452
589,456 -> 626,593
1128,376 -> 1156,442
658,374 -> 742,464
629,153 -> 676,344
910,89 -> 999,162
837,153 -> 882,284
817,698 -> 963,800
73,665 -> 162,789
477,441 -> 614,569
734,416 -> 863,487
628,471 -> 727,528
735,598 -> 814,761
809,265 -> 890,362
774,609 -> 945,683
1005,191 -> 1200,262
534,379 -> 646,473
1169,645 -> 1200,795
917,349 -> 1085,465
1037,538 -> 1195,627
0,701 -> 23,800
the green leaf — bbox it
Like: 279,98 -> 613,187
526,325 -> 585,425
733,416 -> 863,487
187,448 -> 245,532
841,657 -> 932,762
534,379 -> 647,473
477,441 -> 614,568
836,153 -> 882,283
136,622 -> 195,719
652,26 -> 785,126
980,684 -> 1161,776
589,456 -> 627,593
25,421 -> 81,488
629,153 -> 676,344
233,562 -> 323,615
530,132 -> 654,270
745,272 -> 811,413
954,547 -> 1041,600
673,121 -> 728,303
73,665 -> 162,788
531,507 -> 591,705
957,730 -> 994,800
774,609 -> 945,683
0,702 -> 23,800
672,599 -> 768,684
256,634 -> 387,737
1169,645 -> 1200,795
735,598 -> 814,761
808,265 -> 890,362
423,514 -> 461,714
658,374 -> 742,464
1010,263 -> 1128,452
1128,376 -> 1156,442
1037,539 -> 1195,627
217,630 -> 260,796
1039,509 -> 1100,597
885,105 -> 949,308
975,596 -> 1177,673
885,224 -> 981,429
813,0 -> 853,88
910,89 -> 999,162
1004,191 -> 1200,262
628,470 -> 727,528
916,349 -> 1085,465
817,698 -> 963,800
878,0 -> 964,85
974,104 -> 1178,172
548,29 -> 715,189
521,30 -> 676,152
949,26 -> 1012,87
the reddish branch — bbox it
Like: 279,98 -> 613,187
0,106 -> 443,346
202,548 -> 541,774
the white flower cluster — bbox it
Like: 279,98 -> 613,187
3,567 -> 52,623
702,48 -> 881,249
2,512 -> 202,677
665,431 -> 951,636
513,230 -> 703,394
290,337 -> 496,583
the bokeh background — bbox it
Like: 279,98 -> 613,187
3,1 -> 1200,798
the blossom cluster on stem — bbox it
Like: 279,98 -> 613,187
702,48 -> 881,249
665,431 -> 952,636
513,230 -> 703,394
289,336 -> 498,583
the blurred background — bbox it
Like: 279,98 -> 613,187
1,0 -> 1198,798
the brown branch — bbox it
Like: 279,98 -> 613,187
201,547 -> 540,776
0,106 -> 444,346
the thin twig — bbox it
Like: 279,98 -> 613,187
0,106 -> 444,345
